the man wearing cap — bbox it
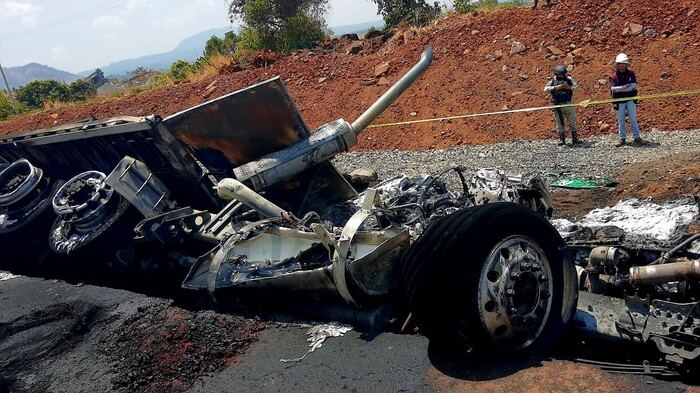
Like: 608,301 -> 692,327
610,53 -> 647,146
544,65 -> 580,146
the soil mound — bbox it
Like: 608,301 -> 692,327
1,0 -> 698,151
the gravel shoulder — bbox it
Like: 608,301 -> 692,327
334,129 -> 700,182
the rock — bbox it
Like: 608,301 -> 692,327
341,33 -> 360,41
518,73 -> 529,81
583,27 -> 593,32
472,29 -> 480,35
511,91 -> 524,97
547,45 -> 564,56
566,53 -> 575,65
510,40 -> 527,55
377,77 -> 390,86
504,34 -> 511,40
410,111 -> 418,117
599,123 -> 611,132
598,79 -> 607,86
571,48 -> 584,57
644,29 -> 656,38
502,104 -> 510,111
318,77 -> 327,83
348,168 -> 378,185
374,61 -> 391,77
494,50 -> 504,60
501,64 -> 508,72
659,71 -> 670,79
346,41 -> 363,54
463,48 -> 470,55
362,78 -> 377,86
202,81 -> 218,98
622,23 -> 644,37
689,10 -> 696,17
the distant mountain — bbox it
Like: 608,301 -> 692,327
92,27 -> 233,78
11,21 -> 386,84
3,63 -> 79,89
331,20 -> 384,36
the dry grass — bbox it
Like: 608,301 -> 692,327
186,54 -> 236,82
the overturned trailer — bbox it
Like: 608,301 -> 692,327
1,46 -> 700,375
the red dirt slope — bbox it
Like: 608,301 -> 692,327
0,0 -> 698,151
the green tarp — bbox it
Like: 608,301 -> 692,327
550,178 -> 617,189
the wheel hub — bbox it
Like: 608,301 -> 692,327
478,236 -> 554,350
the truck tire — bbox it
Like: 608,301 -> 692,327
403,202 -> 577,353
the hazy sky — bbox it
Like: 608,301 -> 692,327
0,0 -> 382,73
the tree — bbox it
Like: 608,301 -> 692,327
68,79 -> 97,101
0,92 -> 17,120
15,80 -> 70,109
204,31 -> 240,58
169,60 -> 192,83
227,0 -> 329,53
371,0 -> 441,27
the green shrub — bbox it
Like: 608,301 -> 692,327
169,60 -> 192,83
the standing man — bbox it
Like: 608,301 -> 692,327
544,65 -> 580,146
532,0 -> 551,8
610,53 -> 646,146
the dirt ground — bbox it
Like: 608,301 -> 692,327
2,0 -> 700,392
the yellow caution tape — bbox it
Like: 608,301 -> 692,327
366,89 -> 700,128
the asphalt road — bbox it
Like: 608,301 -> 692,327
0,272 -> 693,393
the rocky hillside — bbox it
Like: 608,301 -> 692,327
3,63 -> 79,89
1,0 -> 698,151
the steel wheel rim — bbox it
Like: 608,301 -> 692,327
477,235 -> 554,350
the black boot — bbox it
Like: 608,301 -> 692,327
571,132 -> 582,145
557,134 -> 566,146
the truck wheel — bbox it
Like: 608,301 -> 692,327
403,203 -> 577,353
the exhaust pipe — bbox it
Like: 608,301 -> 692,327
351,45 -> 433,135
233,46 -> 434,192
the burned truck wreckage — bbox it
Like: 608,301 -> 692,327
2,46 -> 700,377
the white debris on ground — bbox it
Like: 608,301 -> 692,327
0,272 -> 19,281
552,198 -> 699,241
280,322 -> 353,363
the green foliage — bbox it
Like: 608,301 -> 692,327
169,60 -> 192,83
228,0 -> 329,53
454,0 -> 523,13
14,78 -> 96,109
371,0 -> 442,27
0,93 -> 23,120
153,72 -> 171,87
67,79 -> 97,101
16,80 -> 69,109
204,31 -> 240,58
453,0 -> 477,13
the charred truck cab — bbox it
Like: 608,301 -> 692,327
3,45 -> 700,374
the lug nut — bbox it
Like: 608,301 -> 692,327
506,288 -> 516,297
520,262 -> 531,270
538,274 -> 548,282
531,263 -> 541,271
510,271 -> 520,280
